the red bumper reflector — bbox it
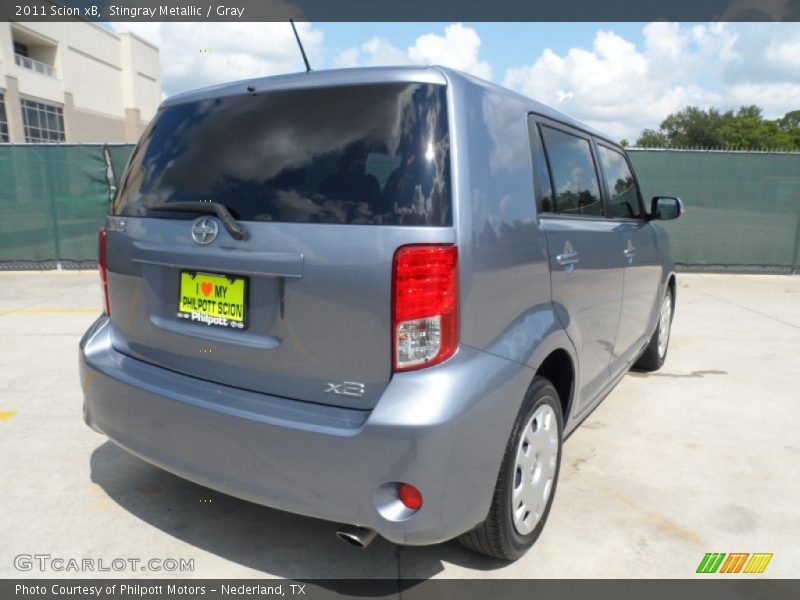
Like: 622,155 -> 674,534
398,483 -> 423,510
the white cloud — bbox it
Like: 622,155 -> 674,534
335,23 -> 492,80
112,22 -> 324,97
728,82 -> 800,115
119,21 -> 491,100
504,23 -> 800,141
765,38 -> 800,66
114,21 -> 800,142
408,24 -> 492,79
334,36 -> 408,68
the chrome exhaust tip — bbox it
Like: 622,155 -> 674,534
336,525 -> 378,549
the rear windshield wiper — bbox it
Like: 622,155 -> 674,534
150,201 -> 247,241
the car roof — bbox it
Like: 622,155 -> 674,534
160,65 -> 448,107
160,65 -> 616,147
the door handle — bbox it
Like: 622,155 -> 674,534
556,251 -> 580,266
623,241 -> 636,263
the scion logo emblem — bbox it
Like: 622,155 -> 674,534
325,382 -> 366,398
191,217 -> 219,245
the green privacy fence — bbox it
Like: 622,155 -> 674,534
628,149 -> 800,273
0,144 -> 132,268
0,144 -> 798,272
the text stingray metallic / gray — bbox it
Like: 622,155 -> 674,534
107,5 -> 245,18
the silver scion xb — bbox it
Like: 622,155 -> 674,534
80,66 -> 682,560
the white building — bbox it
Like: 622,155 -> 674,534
0,20 -> 161,143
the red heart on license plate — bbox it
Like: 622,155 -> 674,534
200,282 -> 213,297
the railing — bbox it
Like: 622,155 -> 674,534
14,53 -> 57,78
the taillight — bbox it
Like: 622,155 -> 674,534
392,244 -> 458,372
98,227 -> 110,316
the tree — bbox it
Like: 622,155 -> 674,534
778,110 -> 800,131
634,106 -> 800,150
636,129 -> 668,147
660,106 -> 725,148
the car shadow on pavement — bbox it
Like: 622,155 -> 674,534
90,441 -> 509,582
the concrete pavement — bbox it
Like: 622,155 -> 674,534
0,272 -> 798,578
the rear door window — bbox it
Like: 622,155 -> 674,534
114,83 -> 451,226
528,118 -> 555,213
597,145 -> 642,219
540,125 -> 603,217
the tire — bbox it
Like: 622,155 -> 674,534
634,288 -> 674,372
458,377 -> 563,561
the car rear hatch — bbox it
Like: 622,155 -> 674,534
105,79 -> 452,410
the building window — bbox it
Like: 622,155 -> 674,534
13,41 -> 29,58
0,93 -> 9,142
21,99 -> 65,143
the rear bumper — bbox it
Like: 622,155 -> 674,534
80,317 -> 533,545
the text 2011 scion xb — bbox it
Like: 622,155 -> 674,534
80,66 -> 682,560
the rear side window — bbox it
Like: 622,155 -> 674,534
114,83 -> 451,226
597,145 -> 641,218
540,126 -> 603,217
528,118 -> 554,213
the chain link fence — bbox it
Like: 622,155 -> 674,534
628,148 -> 800,273
0,144 -> 798,272
0,143 -> 131,270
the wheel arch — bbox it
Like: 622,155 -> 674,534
667,272 -> 677,306
531,347 -> 575,425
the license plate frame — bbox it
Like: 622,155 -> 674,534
177,271 -> 248,330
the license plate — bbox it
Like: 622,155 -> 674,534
177,271 -> 247,329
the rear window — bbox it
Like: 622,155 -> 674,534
114,83 -> 451,226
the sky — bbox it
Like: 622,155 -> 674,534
110,22 -> 800,142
